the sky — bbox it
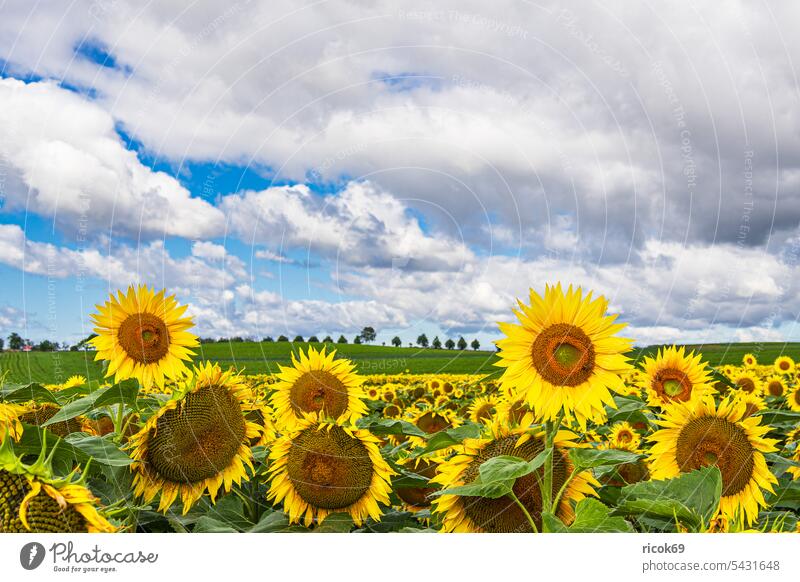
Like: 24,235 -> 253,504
0,0 -> 799,347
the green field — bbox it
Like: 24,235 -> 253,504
0,341 -> 798,385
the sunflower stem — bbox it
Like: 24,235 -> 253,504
551,467 -> 579,512
541,409 -> 565,531
509,490 -> 538,533
111,404 -> 125,442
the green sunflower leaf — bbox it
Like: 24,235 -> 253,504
0,382 -> 59,404
568,447 -> 643,470
544,498 -> 634,533
362,418 -> 427,437
42,379 -> 139,427
613,466 -> 722,531
412,423 -> 482,456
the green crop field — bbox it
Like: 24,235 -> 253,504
0,340 -> 798,385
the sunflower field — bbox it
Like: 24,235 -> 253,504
1,283 -> 799,534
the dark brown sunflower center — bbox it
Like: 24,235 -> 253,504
118,313 -> 170,364
675,416 -> 755,497
290,371 -> 348,418
459,436 -> 568,532
736,377 -> 756,393
473,404 -> 495,422
18,405 -> 83,438
651,368 -> 692,402
412,387 -> 425,399
617,430 -> 633,443
779,360 -> 791,370
767,381 -> 784,397
396,459 -> 438,508
384,404 -> 401,418
0,471 -> 88,533
286,425 -> 373,510
530,323 -> 595,387
415,412 -> 451,434
146,384 -> 246,484
795,390 -> 800,406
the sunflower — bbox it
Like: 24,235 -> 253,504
608,421 -> 641,452
271,346 -> 367,430
787,449 -> 800,481
0,404 -> 24,443
18,404 -> 95,437
62,375 -> 87,389
468,395 -> 499,424
129,362 -> 260,514
787,384 -> 800,413
382,403 -> 402,419
764,375 -> 786,398
431,421 -> 597,532
733,371 -> 763,396
732,391 -> 765,418
496,284 -> 632,429
787,426 -> 800,443
266,415 -> 394,526
242,402 -> 278,447
495,397 -> 532,426
742,353 -> 758,367
90,285 -> 198,390
648,396 -> 778,526
639,346 -> 713,408
0,435 -> 116,532
774,356 -> 794,375
366,387 -> 380,400
395,456 -> 440,511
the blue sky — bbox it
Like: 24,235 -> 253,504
1,1 -> 800,348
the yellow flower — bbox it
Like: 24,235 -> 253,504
62,375 -> 87,389
129,362 -> 260,514
431,421 -> 597,532
787,384 -> 800,413
496,284 -> 632,428
648,396 -> 778,526
773,355 -> 794,375
0,435 -> 116,532
266,415 -> 394,526
639,346 -> 713,408
764,375 -> 786,398
270,346 -> 367,430
742,353 -> 757,367
468,395 -> 499,424
608,421 -> 642,452
90,285 -> 198,389
0,403 -> 24,443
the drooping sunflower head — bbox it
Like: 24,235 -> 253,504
733,371 -> 763,397
90,285 -> 198,389
266,416 -> 394,527
0,435 -> 117,533
764,375 -> 786,398
648,396 -> 778,526
383,403 -> 402,419
495,283 -> 633,429
270,346 -> 367,430
0,403 -> 24,443
129,362 -> 259,514
608,421 -> 642,452
742,353 -> 758,368
431,422 -> 597,532
732,391 -> 765,418
640,346 -> 713,408
774,356 -> 795,375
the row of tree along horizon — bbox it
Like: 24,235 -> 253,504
1,328 -> 484,352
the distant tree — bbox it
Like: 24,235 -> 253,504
445,338 -> 455,350
293,335 -> 304,343
8,332 -> 24,351
457,336 -> 468,350
73,333 -> 97,351
36,340 -> 57,352
352,335 -> 361,344
471,339 -> 480,351
391,336 -> 402,347
359,326 -> 377,343
308,335 -> 320,343
432,336 -> 442,349
0,337 -> 4,352
408,343 -> 413,347
323,335 -> 333,343
416,333 -> 429,348
230,336 -> 245,343
262,336 -> 274,342
337,335 -> 348,344
277,335 -> 289,342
